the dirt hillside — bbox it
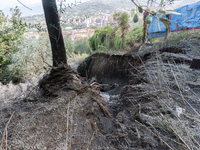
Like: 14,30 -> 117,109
1,37 -> 200,150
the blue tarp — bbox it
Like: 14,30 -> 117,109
148,14 -> 168,39
148,1 -> 200,38
170,1 -> 200,32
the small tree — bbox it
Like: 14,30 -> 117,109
113,12 -> 130,48
0,7 -> 26,69
42,0 -> 67,67
131,0 -> 180,43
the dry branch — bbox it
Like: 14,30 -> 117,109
91,97 -> 112,118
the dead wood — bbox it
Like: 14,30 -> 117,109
91,97 -> 112,118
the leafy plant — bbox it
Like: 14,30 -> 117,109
0,7 -> 26,83
1,33 -> 52,84
127,25 -> 143,45
113,12 -> 130,48
0,7 -> 26,68
89,21 -> 130,51
74,38 -> 91,55
89,26 -> 114,51
64,35 -> 74,56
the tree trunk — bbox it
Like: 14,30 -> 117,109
121,28 -> 125,48
164,28 -> 169,41
142,10 -> 150,44
42,0 -> 67,66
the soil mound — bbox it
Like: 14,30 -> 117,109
77,53 -> 148,88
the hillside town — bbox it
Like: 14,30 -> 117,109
26,10 -> 136,41
21,0 -> 144,42
61,13 -> 113,28
64,28 -> 95,41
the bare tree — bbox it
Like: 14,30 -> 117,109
42,0 -> 67,66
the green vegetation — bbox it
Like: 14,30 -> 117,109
64,35 -> 91,56
0,4 -> 145,84
0,4 -> 97,84
89,26 -> 116,51
1,32 -> 93,84
3,33 -> 52,83
64,36 -> 74,56
74,38 -> 91,55
0,7 -> 26,83
89,23 -> 143,52
127,25 -> 143,43
0,7 -> 26,67
113,12 -> 130,48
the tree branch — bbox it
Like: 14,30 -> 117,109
17,0 -> 32,10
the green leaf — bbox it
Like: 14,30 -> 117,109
158,9 -> 166,14
157,18 -> 161,31
165,10 -> 181,15
163,22 -> 169,29
159,18 -> 171,25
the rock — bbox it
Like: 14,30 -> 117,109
173,107 -> 185,118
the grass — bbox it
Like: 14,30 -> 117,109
131,45 -> 200,149
151,28 -> 200,46
120,28 -> 200,149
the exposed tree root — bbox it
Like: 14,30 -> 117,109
39,64 -> 87,97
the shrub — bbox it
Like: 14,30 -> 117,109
114,12 -> 130,48
89,26 -> 114,51
74,38 -> 91,54
0,7 -> 26,68
64,36 -> 74,56
1,33 -> 52,84
0,7 -> 26,83
127,24 -> 143,45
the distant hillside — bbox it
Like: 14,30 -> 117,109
22,1 -> 136,23
2,5 -> 43,17
60,1 -> 135,17
18,0 -> 200,24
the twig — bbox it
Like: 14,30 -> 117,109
17,0 -> 32,10
69,94 -> 77,150
91,98 -> 112,118
135,119 -> 174,150
169,126 -> 191,150
65,102 -> 70,150
135,125 -> 141,146
40,50 -> 53,68
1,111 -> 15,150
86,132 -> 95,150
169,62 -> 186,104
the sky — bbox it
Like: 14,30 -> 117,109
0,0 -> 88,9
0,0 -> 199,16
0,0 -> 43,16
1,0 -> 42,9
0,0 -> 88,16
